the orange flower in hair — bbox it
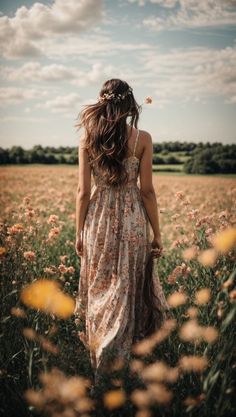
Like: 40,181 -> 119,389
145,96 -> 152,104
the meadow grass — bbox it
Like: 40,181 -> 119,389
0,165 -> 235,417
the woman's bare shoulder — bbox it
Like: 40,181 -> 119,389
139,129 -> 152,139
138,130 -> 153,160
139,129 -> 153,149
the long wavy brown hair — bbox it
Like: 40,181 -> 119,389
75,79 -> 142,187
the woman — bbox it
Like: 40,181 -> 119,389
74,79 -> 169,384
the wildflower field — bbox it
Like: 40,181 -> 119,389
0,165 -> 235,417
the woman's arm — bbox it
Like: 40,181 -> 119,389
139,132 -> 162,239
76,138 -> 91,238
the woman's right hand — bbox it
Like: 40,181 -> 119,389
151,235 -> 164,258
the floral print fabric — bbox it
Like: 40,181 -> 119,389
74,152 -> 169,377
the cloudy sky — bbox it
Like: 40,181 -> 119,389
0,0 -> 236,149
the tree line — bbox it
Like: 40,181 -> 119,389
183,143 -> 236,174
0,142 -> 235,174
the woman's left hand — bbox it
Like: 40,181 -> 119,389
75,233 -> 83,257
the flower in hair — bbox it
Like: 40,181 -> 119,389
98,86 -> 133,103
145,96 -> 152,104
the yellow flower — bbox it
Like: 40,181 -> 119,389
182,246 -> 198,260
141,361 -> 179,383
179,319 -> 218,344
22,327 -> 37,340
103,389 -> 126,410
20,279 -> 75,319
186,307 -> 198,318
178,355 -> 208,372
179,319 -> 202,343
167,291 -> 187,308
197,248 -> 218,267
129,359 -> 144,373
201,326 -> 218,343
130,389 -> 151,408
194,288 -> 211,305
229,289 -> 236,300
132,336 -> 156,356
147,382 -> 173,404
211,227 -> 236,254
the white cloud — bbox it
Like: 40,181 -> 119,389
0,62 -> 78,82
0,87 -> 48,106
70,62 -> 117,87
69,61 -> 151,89
0,116 -> 46,123
1,44 -> 235,111
36,92 -> 80,113
128,0 -> 146,5
30,34 -> 152,60
0,0 -> 103,59
138,45 -> 236,105
128,0 -> 177,7
151,0 -> 177,6
0,60 -> 149,88
129,0 -> 236,30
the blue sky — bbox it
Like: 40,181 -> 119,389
0,0 -> 236,149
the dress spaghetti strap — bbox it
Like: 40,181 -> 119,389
133,129 -> 139,157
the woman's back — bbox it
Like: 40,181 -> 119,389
91,126 -> 142,189
74,79 -> 169,386
90,126 -> 153,193
75,126 -> 169,377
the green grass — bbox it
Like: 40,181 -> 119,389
152,163 -> 184,172
153,151 -> 191,163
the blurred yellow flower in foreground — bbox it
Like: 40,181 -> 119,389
167,291 -> 187,308
179,319 -> 218,344
182,246 -> 198,260
103,389 -> 126,410
141,360 -> 179,383
197,248 -> 218,267
194,288 -> 211,305
24,367 -> 93,414
148,382 -> 173,404
179,355 -> 208,372
20,279 -> 75,319
130,389 -> 151,408
132,319 -> 177,356
211,227 -> 236,254
186,306 -> 198,318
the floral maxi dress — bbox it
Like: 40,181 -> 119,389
74,129 -> 169,377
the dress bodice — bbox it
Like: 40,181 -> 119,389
91,156 -> 140,190
89,129 -> 141,196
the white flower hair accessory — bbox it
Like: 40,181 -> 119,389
98,86 -> 133,103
